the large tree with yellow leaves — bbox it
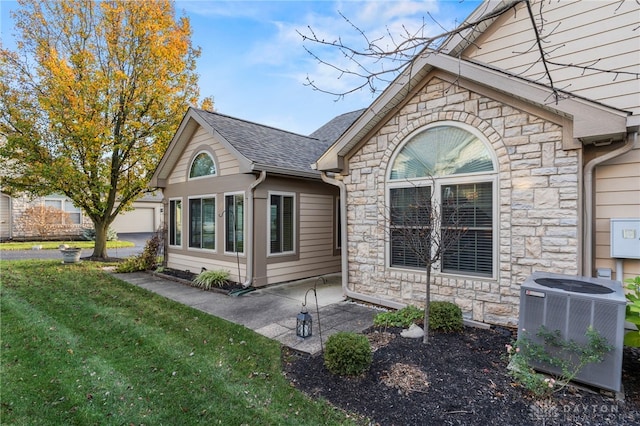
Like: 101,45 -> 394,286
0,0 -> 201,258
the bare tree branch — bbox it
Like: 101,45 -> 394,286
300,0 -> 640,101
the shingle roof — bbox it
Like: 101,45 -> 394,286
191,108 -> 364,176
309,109 -> 366,144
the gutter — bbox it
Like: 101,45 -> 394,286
242,170 -> 267,288
583,131 -> 637,278
321,172 -> 404,310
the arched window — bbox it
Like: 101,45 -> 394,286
387,124 -> 496,277
189,152 -> 216,179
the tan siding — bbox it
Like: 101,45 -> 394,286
463,0 -> 640,114
167,252 -> 247,283
266,193 -> 340,284
167,126 -> 240,185
594,146 -> 640,281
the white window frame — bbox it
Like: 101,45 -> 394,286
267,191 -> 296,256
187,194 -> 217,252
43,197 -> 82,225
188,150 -> 217,180
224,191 -> 245,255
168,197 -> 183,248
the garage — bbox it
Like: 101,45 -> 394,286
111,207 -> 156,233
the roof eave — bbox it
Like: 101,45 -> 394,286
317,52 -> 630,172
251,163 -> 322,180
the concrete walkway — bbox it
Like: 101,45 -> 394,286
114,272 -> 380,355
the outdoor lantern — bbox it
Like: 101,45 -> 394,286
296,305 -> 313,338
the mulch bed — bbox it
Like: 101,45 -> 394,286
155,267 -> 244,293
282,326 -> 640,425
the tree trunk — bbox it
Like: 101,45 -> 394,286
91,220 -> 109,259
423,265 -> 431,344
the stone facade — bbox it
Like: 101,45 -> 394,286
6,194 -> 92,240
344,77 -> 580,326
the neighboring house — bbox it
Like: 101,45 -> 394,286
314,0 -> 639,326
0,192 -> 163,240
150,108 -> 363,286
0,193 -> 93,240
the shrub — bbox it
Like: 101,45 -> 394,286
374,305 -> 423,328
115,234 -> 162,273
506,326 -> 613,398
193,270 -> 230,290
624,276 -> 640,347
81,227 -> 118,241
324,332 -> 372,376
429,301 -> 463,332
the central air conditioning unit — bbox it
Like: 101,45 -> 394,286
519,271 -> 626,393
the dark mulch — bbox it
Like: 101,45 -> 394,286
283,326 -> 640,426
157,267 -> 244,292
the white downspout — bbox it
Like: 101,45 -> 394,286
583,132 -> 637,278
242,170 -> 267,287
321,171 -> 404,309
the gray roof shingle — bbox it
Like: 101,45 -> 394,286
192,108 -> 364,176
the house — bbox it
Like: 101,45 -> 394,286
0,193 -> 93,241
0,192 -> 162,241
150,108 -> 363,286
314,0 -> 639,326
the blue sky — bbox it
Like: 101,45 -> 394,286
1,0 -> 482,135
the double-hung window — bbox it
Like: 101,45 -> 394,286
387,124 -> 496,277
225,193 -> 244,253
189,196 -> 215,250
169,198 -> 182,246
269,193 -> 295,255
44,197 -> 82,224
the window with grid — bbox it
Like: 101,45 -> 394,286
44,198 -> 82,225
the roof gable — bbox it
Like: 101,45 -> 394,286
151,107 -> 362,187
315,0 -> 634,172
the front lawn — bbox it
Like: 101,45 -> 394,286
0,240 -> 133,251
0,260 -> 359,425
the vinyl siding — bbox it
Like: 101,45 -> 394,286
594,147 -> 640,281
167,126 -> 240,185
167,252 -> 247,284
265,193 -> 340,284
463,0 -> 640,114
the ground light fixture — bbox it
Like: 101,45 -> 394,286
295,277 -> 325,352
296,305 -> 313,338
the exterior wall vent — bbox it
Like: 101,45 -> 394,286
519,271 -> 626,392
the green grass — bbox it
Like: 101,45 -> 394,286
0,240 -> 134,251
0,260 -> 360,425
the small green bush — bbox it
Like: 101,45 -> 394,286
373,302 -> 463,332
429,301 -> 463,332
193,270 -> 230,290
324,332 -> 372,376
81,227 -> 118,241
373,305 -> 423,328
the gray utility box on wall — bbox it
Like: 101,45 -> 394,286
519,271 -> 626,393
610,218 -> 640,259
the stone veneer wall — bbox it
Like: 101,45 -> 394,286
344,77 -> 580,326
9,194 -> 92,239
